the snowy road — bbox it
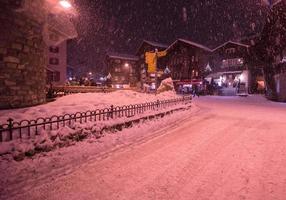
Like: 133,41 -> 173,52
3,96 -> 286,200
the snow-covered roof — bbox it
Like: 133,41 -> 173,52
166,39 -> 212,52
212,41 -> 249,52
142,40 -> 169,49
107,53 -> 139,61
135,40 -> 169,55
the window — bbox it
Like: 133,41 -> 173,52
222,58 -> 244,68
114,67 -> 121,72
49,46 -> 59,53
115,59 -> 121,64
195,55 -> 199,62
49,58 -> 59,65
54,71 -> 60,82
46,70 -> 60,82
46,70 -> 53,83
226,48 -> 235,54
49,34 -> 59,42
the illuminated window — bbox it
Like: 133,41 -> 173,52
191,56 -> 195,62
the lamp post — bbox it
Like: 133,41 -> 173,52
124,63 -> 130,86
59,0 -> 73,9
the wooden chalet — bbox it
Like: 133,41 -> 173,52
105,53 -> 139,88
165,39 -> 212,91
135,40 -> 169,88
208,41 -> 251,95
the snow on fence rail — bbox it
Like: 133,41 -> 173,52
0,96 -> 191,142
51,86 -> 115,95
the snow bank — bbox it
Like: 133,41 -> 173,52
0,102 -> 191,161
0,90 -> 178,123
0,104 -> 197,199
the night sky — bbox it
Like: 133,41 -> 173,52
68,0 -> 269,72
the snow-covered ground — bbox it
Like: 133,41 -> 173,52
0,90 -> 179,123
0,90 -> 187,157
1,95 -> 286,200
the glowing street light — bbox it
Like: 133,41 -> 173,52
59,0 -> 72,9
124,63 -> 129,68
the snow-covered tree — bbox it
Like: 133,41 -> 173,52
255,0 -> 286,100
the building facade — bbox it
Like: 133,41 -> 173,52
0,0 -> 76,109
106,53 -> 139,89
135,40 -> 169,89
208,41 -> 250,95
0,1 -> 47,109
46,38 -> 67,86
165,39 -> 211,91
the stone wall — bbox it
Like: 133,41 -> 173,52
0,1 -> 47,109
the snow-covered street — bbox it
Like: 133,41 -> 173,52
1,95 -> 286,200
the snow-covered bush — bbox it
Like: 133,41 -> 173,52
157,78 -> 175,94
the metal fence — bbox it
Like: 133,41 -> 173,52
0,96 -> 191,142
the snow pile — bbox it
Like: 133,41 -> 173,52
0,105 -> 198,199
157,78 -> 175,94
0,90 -> 179,123
0,127 -> 81,161
0,101 -> 191,161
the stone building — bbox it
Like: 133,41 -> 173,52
0,0 -> 76,109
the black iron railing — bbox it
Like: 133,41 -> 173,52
0,96 -> 191,142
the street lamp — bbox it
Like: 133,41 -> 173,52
124,63 -> 131,86
59,0 -> 72,9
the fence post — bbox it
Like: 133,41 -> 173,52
7,118 -> 13,141
110,105 -> 114,119
0,125 -> 3,142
